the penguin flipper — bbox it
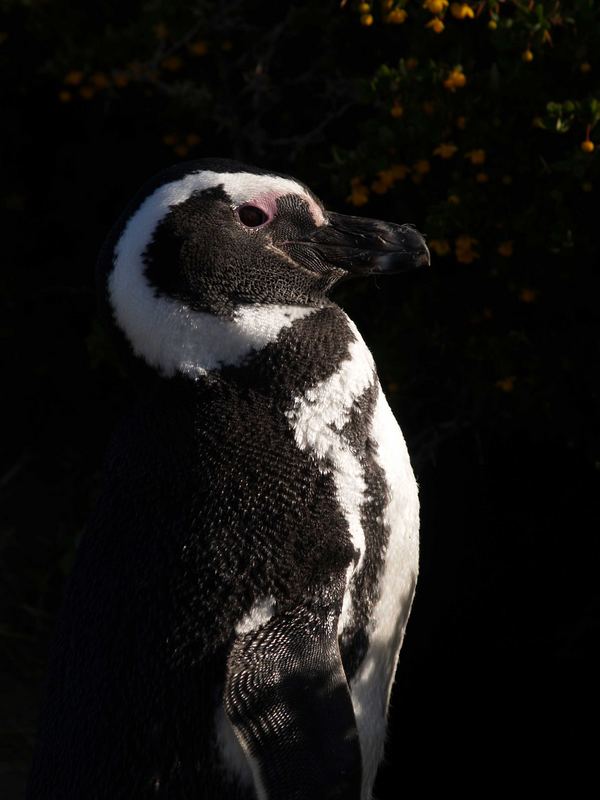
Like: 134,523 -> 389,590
224,574 -> 362,800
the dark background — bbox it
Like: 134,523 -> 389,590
2,1 -> 599,795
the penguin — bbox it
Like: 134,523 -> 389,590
27,158 -> 429,800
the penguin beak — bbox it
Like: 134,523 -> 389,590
283,212 -> 430,276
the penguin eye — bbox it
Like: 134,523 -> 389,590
237,205 -> 270,228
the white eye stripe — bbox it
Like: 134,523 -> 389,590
138,169 -> 325,227
122,170 -> 324,252
214,171 -> 325,226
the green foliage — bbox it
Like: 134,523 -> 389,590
341,2 -> 600,263
5,1 -> 598,260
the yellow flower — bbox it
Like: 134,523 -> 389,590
390,102 -> 404,118
371,169 -> 396,194
359,2 -> 371,12
580,62 -> 592,74
58,90 -> 71,103
79,85 -> 95,100
387,8 -> 408,23
162,55 -> 183,72
113,71 -> 129,88
347,179 -> 369,206
423,0 -> 448,12
390,163 -> 410,179
413,159 -> 431,175
64,70 -> 84,86
522,49 -> 534,63
443,67 -> 466,91
90,72 -> 110,89
496,377 -> 515,393
456,250 -> 478,264
429,239 -> 451,256
153,22 -> 169,40
581,139 -> 595,153
519,288 -> 537,303
455,234 -> 477,250
497,241 -> 514,257
450,3 -> 474,19
475,172 -> 489,183
378,169 -> 396,187
455,234 -> 479,263
371,179 -> 389,195
488,19 -> 497,30
433,142 -> 458,158
448,194 -> 460,205
189,40 -> 208,56
361,13 -> 374,25
426,18 -> 445,33
348,188 -> 369,206
465,148 -> 486,165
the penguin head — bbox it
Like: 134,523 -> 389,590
99,158 -> 429,376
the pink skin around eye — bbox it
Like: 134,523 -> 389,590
241,190 -> 326,227
241,193 -> 278,223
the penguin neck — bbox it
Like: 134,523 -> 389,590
149,300 -> 363,400
119,300 -> 320,380
204,301 -> 369,401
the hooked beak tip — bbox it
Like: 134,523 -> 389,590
418,242 -> 431,267
369,234 -> 431,275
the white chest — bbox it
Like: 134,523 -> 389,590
349,385 -> 419,799
217,316 -> 419,799
285,317 -> 419,798
285,316 -> 376,570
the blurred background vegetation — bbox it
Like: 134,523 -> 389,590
1,0 -> 599,796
